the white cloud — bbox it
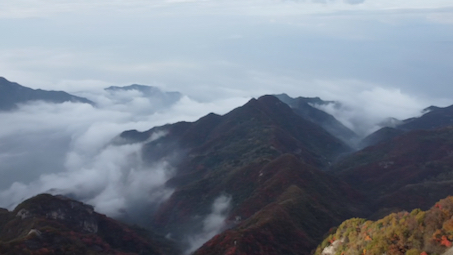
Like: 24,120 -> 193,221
185,194 -> 232,254
1,0 -> 453,19
0,86 -> 247,220
313,86 -> 428,136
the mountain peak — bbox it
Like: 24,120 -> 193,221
274,94 -> 358,145
105,84 -> 159,92
105,84 -> 182,97
0,193 -> 177,254
0,77 -> 93,111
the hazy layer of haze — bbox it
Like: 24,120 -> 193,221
185,194 -> 232,254
0,89 -> 248,218
1,0 -> 453,238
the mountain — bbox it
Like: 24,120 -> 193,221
358,127 -> 404,149
123,95 -> 352,168
315,196 -> 453,255
275,94 -> 337,106
274,94 -> 359,146
193,154 -> 367,255
361,104 -> 453,148
331,126 -> 453,214
119,95 -> 366,253
4,88 -> 453,254
105,84 -> 182,108
0,193 -> 177,255
399,104 -> 453,131
0,77 -> 93,111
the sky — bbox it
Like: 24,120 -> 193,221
1,1 -> 453,250
1,0 -> 453,104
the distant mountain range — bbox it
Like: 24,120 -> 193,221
0,77 -> 93,110
105,84 -> 182,100
0,77 -> 183,111
360,105 -> 453,148
3,76 -> 453,254
275,94 -> 359,146
105,84 -> 183,109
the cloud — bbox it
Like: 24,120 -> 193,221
1,0 -> 452,19
185,194 -> 232,254
311,86 -> 428,137
0,141 -> 174,220
1,1 -> 453,104
344,0 -> 365,5
0,86 -> 248,222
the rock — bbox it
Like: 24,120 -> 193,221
322,240 -> 342,255
16,209 -> 32,219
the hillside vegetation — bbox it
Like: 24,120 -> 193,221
315,196 -> 453,255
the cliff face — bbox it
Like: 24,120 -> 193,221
0,194 -> 177,255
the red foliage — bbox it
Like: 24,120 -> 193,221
224,246 -> 237,255
441,236 -> 452,247
329,237 -> 336,244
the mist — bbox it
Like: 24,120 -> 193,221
185,194 -> 232,255
308,86 -> 433,137
0,87 -> 249,220
0,78 -> 450,222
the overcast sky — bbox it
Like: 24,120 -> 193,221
1,0 -> 453,105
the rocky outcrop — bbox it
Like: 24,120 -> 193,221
0,194 -> 178,255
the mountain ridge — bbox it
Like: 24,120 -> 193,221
0,77 -> 93,111
3,79 -> 453,254
361,103 -> 453,148
0,193 -> 178,255
116,95 -> 364,253
274,94 -> 359,146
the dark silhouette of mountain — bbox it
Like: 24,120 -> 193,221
105,84 -> 182,108
275,93 -> 337,106
0,194 -> 178,255
274,94 -> 359,146
358,127 -> 404,149
331,126 -> 453,213
119,95 -> 365,254
399,104 -> 453,131
123,95 -> 351,167
315,196 -> 453,255
361,104 -> 453,148
0,77 -> 93,111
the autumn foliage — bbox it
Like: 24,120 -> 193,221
315,196 -> 453,255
